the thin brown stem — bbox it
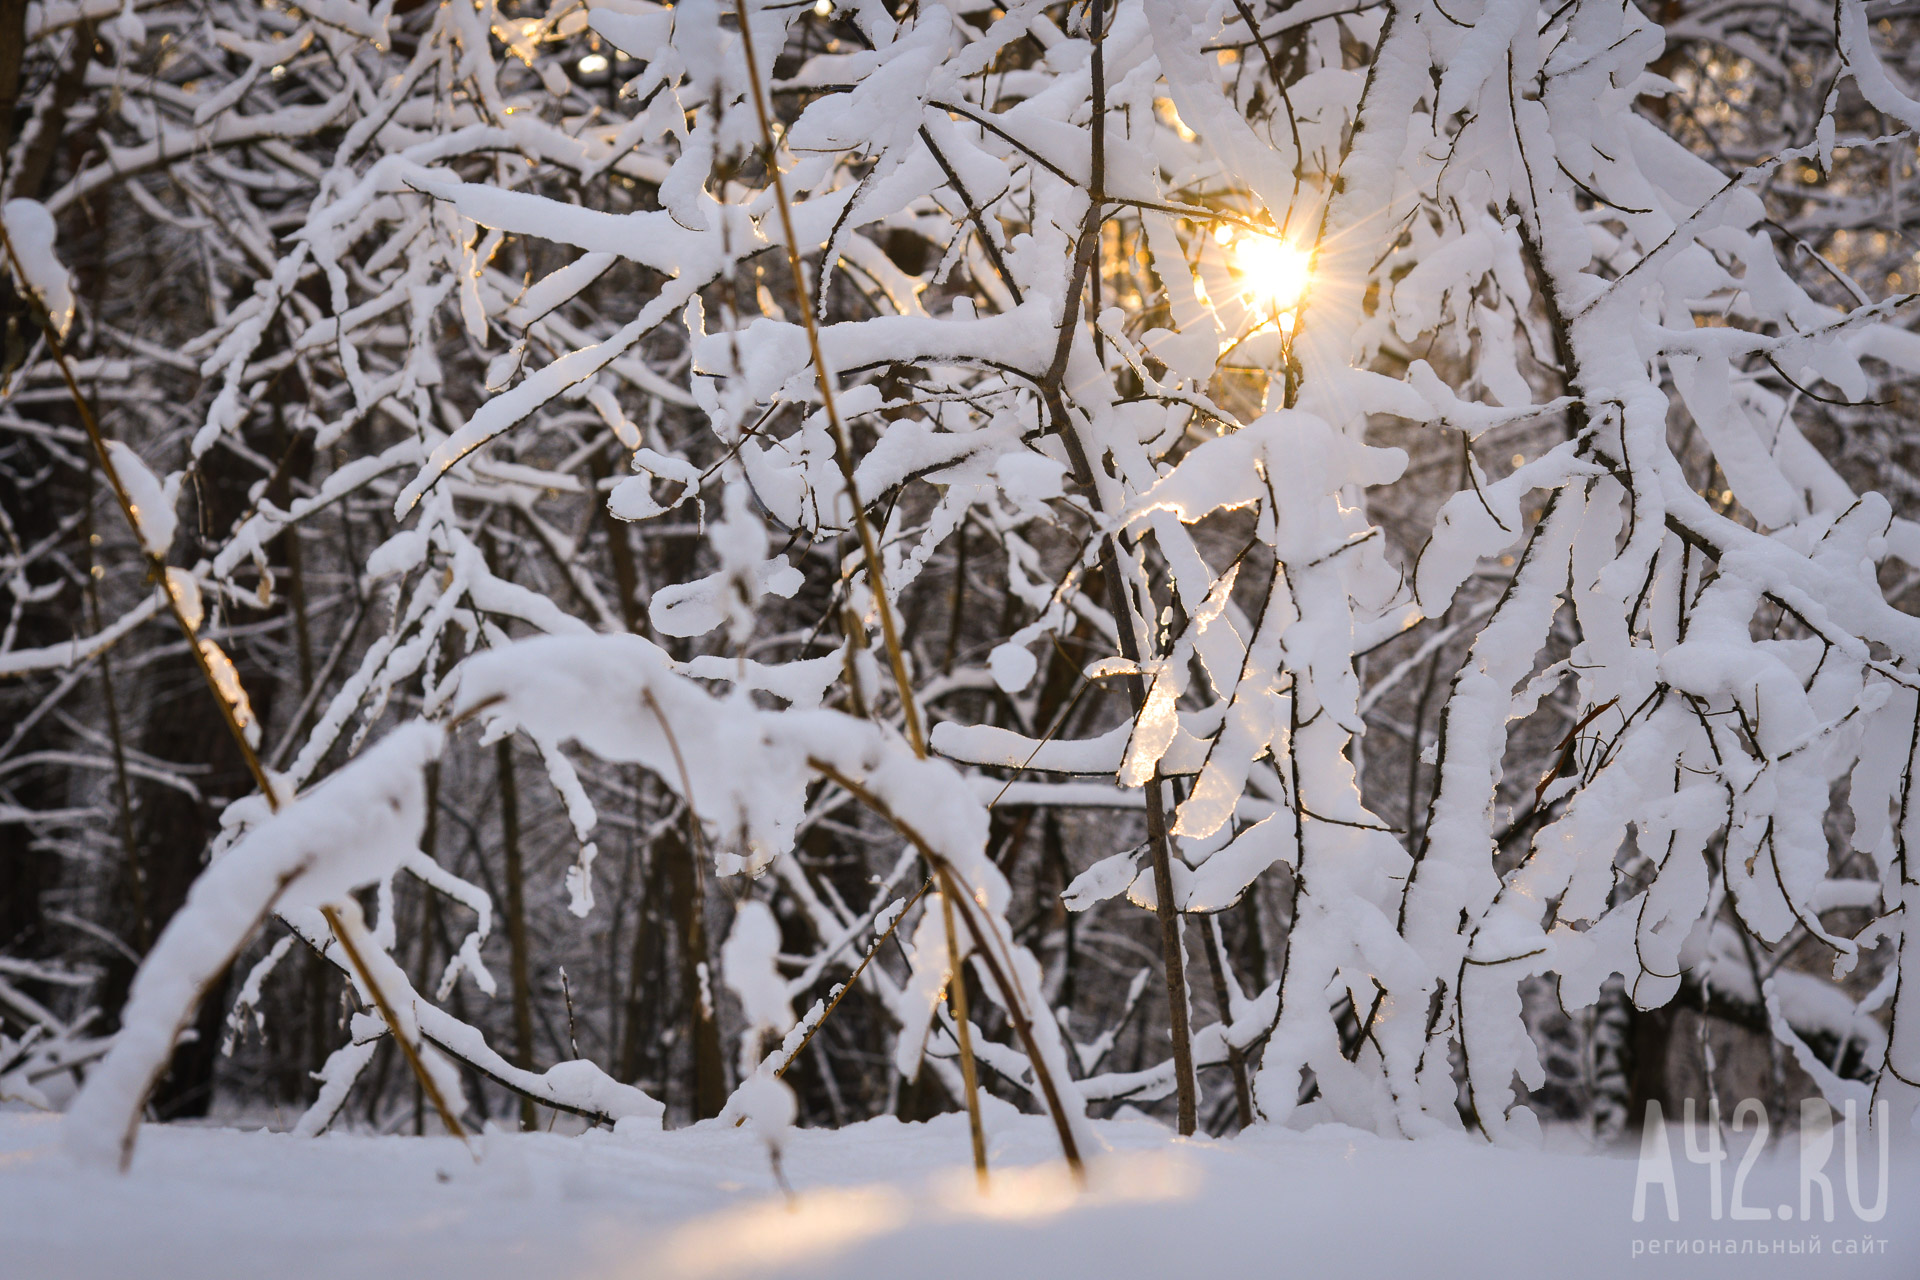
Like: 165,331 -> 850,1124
731,0 -> 924,759
0,216 -> 278,808
770,879 -> 929,1082
1026,0 -> 1199,1136
940,871 -> 990,1189
321,904 -> 467,1144
808,757 -> 1084,1180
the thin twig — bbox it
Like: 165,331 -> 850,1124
0,216 -> 277,807
940,871 -> 990,1188
770,879 -> 930,1081
808,757 -> 1085,1180
731,0 -> 925,759
321,904 -> 468,1145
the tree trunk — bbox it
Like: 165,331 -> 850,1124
661,826 -> 726,1120
497,737 -> 538,1130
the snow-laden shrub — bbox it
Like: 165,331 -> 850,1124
29,0 -> 1920,1158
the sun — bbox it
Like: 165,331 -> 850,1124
1228,232 -> 1312,324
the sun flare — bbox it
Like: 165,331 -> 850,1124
1230,233 -> 1312,320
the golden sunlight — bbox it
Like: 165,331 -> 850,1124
1229,233 -> 1312,321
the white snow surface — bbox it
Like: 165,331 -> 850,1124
2,1108 -> 1911,1279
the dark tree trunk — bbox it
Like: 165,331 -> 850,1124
662,826 -> 726,1120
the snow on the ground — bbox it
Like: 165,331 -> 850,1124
0,1106 -> 1912,1279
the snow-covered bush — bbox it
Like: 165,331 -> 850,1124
10,0 -> 1920,1162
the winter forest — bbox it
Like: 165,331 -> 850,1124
1,0 -> 1919,1273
